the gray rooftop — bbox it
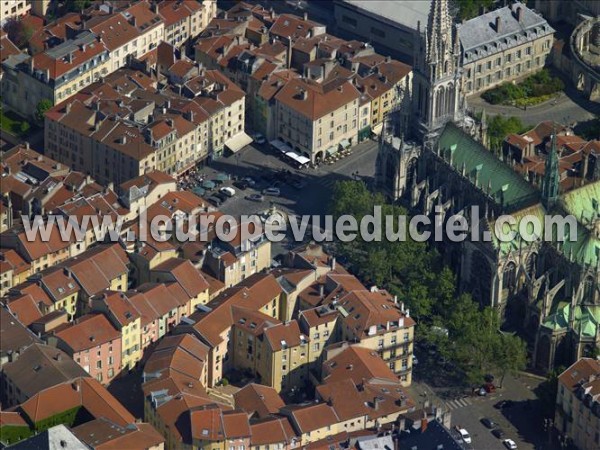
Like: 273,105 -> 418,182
458,2 -> 552,52
340,0 -> 433,31
2,343 -> 89,400
46,31 -> 98,60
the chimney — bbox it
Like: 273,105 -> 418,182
303,12 -> 308,21
374,397 -> 380,410
319,284 -> 325,298
516,7 -> 523,22
421,411 -> 428,432
495,16 -> 501,33
331,256 -> 336,271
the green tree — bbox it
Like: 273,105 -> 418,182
487,115 -> 525,152
455,0 -> 494,21
35,99 -> 53,123
66,0 -> 93,12
496,333 -> 527,387
2,18 -> 33,48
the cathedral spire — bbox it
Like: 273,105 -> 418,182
426,0 -> 455,81
542,132 -> 560,208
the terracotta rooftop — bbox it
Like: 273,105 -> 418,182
54,313 -> 120,352
233,383 -> 285,419
283,402 -> 339,434
72,417 -> 164,450
19,377 -> 135,426
275,77 -> 360,121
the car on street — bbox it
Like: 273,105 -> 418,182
263,187 -> 280,196
215,192 -> 229,202
253,133 -> 266,145
494,400 -> 514,409
233,180 -> 248,190
207,196 -> 222,206
492,428 -> 506,439
246,194 -> 264,202
503,438 -> 518,449
220,187 -> 236,197
457,428 -> 471,444
480,418 -> 497,429
244,177 -> 256,187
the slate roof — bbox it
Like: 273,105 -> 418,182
458,2 -> 553,58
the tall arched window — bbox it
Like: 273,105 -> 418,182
526,253 -> 538,278
583,276 -> 595,303
503,262 -> 517,290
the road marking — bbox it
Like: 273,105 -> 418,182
445,397 -> 472,410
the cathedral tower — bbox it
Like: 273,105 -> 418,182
413,0 -> 464,138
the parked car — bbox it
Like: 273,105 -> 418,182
215,192 -> 229,202
458,428 -> 471,444
253,133 -> 266,145
220,187 -> 236,197
477,387 -> 487,396
480,418 -> 497,429
233,180 -> 248,190
503,439 -> 517,449
246,194 -> 264,202
207,196 -> 222,206
244,177 -> 256,187
263,187 -> 280,196
492,428 -> 506,439
494,400 -> 514,409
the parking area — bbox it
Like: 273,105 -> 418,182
185,138 -> 379,221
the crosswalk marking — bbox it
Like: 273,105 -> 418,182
445,397 -> 472,410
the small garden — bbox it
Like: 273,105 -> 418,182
0,105 -> 31,137
482,69 -> 565,107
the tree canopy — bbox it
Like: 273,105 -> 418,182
329,180 -> 528,386
35,99 -> 54,123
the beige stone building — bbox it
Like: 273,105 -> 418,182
1,31 -> 111,119
555,358 -> 600,450
336,290 -> 415,386
458,2 -> 555,95
275,78 -> 360,162
0,0 -> 31,22
158,0 -> 216,49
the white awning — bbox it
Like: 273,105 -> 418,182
225,132 -> 253,153
372,122 -> 384,136
296,155 -> 310,165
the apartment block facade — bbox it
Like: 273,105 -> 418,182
458,2 -> 555,95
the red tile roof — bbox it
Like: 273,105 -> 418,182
54,313 -> 120,352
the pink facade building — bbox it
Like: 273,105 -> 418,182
52,313 -> 122,384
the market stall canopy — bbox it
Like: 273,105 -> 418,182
225,132 -> 253,153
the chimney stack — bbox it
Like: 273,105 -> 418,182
421,411 -> 428,432
495,16 -> 501,33
303,12 -> 308,21
516,7 -> 523,22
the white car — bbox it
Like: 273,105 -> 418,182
219,187 -> 236,197
503,439 -> 517,450
263,187 -> 280,196
458,428 -> 472,444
